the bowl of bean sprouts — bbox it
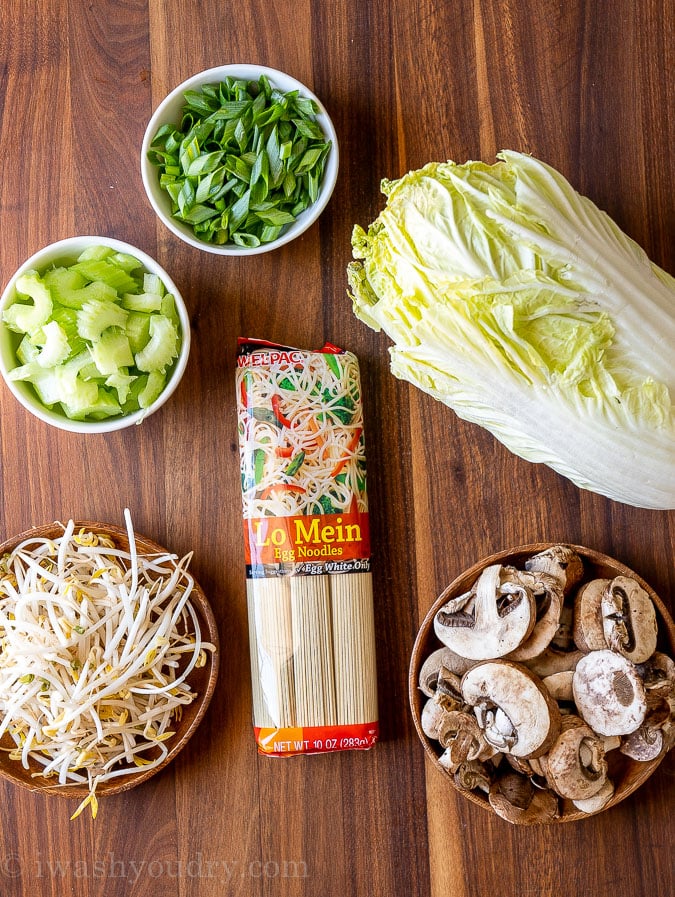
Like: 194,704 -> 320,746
0,511 -> 219,818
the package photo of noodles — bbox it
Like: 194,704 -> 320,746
236,339 -> 379,756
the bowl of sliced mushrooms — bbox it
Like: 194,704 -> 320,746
409,544 -> 675,824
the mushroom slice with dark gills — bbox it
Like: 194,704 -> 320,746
434,565 -> 536,660
420,667 -> 465,739
525,545 -> 584,595
545,716 -> 609,801
573,650 -> 648,736
435,710 -> 496,771
452,759 -> 493,794
504,569 -> 564,661
461,661 -> 561,758
418,647 -> 475,697
601,576 -> 658,664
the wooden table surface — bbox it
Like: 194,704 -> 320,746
0,1 -> 673,895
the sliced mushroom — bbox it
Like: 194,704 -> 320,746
545,716 -> 608,800
599,734 -> 621,753
434,565 -> 535,660
601,576 -> 658,664
419,649 -> 447,698
504,754 -> 536,776
488,771 -> 559,824
660,695 -> 675,753
453,759 -> 493,793
506,571 -> 565,661
438,746 -> 454,773
420,667 -> 466,739
461,661 -> 561,758
435,710 -> 496,769
644,693 -> 671,727
619,725 -> 663,761
573,579 -> 610,652
525,545 -> 584,594
421,698 -> 448,740
572,649 -> 648,736
572,778 -> 615,814
528,754 -> 549,779
542,670 -> 575,702
636,652 -> 675,697
550,602 -> 575,652
418,647 -> 475,697
430,662 -> 465,703
524,647 -> 585,678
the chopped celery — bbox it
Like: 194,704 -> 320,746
125,312 -> 152,354
121,291 -> 163,313
8,363 -> 62,406
47,306 -> 88,357
71,259 -> 139,294
105,370 -> 136,404
10,352 -> 98,412
138,370 -> 166,408
121,373 -> 149,413
58,378 -> 100,415
89,328 -> 134,375
43,267 -> 87,302
160,293 -> 180,327
77,298 -> 128,341
78,361 -> 104,381
135,315 -> 178,373
54,280 -> 119,310
77,246 -> 114,261
63,387 -> 121,420
143,273 -> 165,296
35,321 -> 70,368
2,271 -> 52,334
16,335 -> 40,365
2,247 -> 182,422
110,251 -> 143,272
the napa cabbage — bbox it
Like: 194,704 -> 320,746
348,151 -> 674,509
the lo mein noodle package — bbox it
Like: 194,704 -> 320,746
236,338 -> 379,756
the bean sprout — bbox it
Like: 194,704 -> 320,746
0,510 -> 214,819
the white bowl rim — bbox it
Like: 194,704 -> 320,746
0,235 -> 191,434
140,63 -> 339,256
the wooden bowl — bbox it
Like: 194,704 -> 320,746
409,543 -> 675,823
0,521 -> 219,799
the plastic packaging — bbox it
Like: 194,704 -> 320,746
236,338 -> 379,756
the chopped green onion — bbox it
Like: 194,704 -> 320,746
147,75 -> 332,247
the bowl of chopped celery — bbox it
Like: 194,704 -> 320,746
0,514 -> 219,817
141,64 -> 339,255
0,236 -> 191,432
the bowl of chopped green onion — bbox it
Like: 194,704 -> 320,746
141,64 -> 339,254
0,236 -> 191,432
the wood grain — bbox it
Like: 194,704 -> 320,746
0,0 -> 673,895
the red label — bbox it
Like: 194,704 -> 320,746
254,722 -> 379,756
244,510 -> 370,568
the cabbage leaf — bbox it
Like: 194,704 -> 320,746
348,151 -> 674,509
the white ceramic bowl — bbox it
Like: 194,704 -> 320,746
0,236 -> 191,433
141,64 -> 339,255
